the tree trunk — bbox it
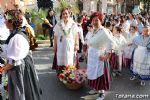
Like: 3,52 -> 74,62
147,1 -> 150,13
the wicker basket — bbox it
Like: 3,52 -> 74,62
65,82 -> 83,90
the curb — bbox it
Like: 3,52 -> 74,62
37,40 -> 50,44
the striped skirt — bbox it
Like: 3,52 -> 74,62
88,62 -> 110,91
109,53 -> 119,71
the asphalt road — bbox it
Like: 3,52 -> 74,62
33,44 -> 150,100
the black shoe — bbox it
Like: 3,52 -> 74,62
96,93 -> 105,100
116,71 -> 122,76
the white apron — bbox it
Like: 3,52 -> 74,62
133,46 -> 150,75
56,20 -> 77,66
57,37 -> 75,66
124,46 -> 134,59
87,47 -> 104,80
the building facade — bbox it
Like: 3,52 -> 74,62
116,0 -> 140,14
0,0 -> 37,12
77,0 -> 116,15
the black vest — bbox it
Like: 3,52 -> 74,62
6,28 -> 29,45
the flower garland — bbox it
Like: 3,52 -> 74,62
59,21 -> 75,51
60,22 -> 74,36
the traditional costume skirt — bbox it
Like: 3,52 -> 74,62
123,58 -> 132,68
131,46 -> 150,80
88,62 -> 110,91
109,53 -> 119,71
52,52 -> 80,74
8,55 -> 42,100
87,47 -> 110,91
123,46 -> 134,68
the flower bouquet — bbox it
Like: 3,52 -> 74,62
0,66 -> 8,100
58,66 -> 86,90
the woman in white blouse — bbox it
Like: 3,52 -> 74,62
2,10 -> 41,100
52,7 -> 79,74
86,12 -> 115,100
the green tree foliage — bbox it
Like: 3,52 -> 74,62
139,0 -> 150,13
139,0 -> 149,3
55,0 -> 79,15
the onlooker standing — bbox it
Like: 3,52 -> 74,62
77,16 -> 84,53
46,8 -> 57,47
42,8 -> 57,47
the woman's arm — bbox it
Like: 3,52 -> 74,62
4,34 -> 29,72
2,64 -> 13,73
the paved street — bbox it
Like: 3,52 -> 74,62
33,44 -> 150,100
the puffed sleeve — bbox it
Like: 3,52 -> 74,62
88,28 -> 116,49
6,33 -> 29,61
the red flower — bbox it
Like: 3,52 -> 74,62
59,74 -> 64,80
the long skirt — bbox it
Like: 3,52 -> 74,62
123,58 -> 131,68
88,62 -> 110,91
130,46 -> 150,80
109,53 -> 119,71
8,55 -> 42,100
52,52 -> 80,71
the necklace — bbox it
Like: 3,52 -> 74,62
59,22 -> 74,42
92,28 -> 101,37
60,22 -> 74,36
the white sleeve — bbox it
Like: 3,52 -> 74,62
88,28 -> 116,48
120,35 -> 127,50
73,24 -> 80,35
6,34 -> 29,61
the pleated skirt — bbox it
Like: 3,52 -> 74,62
88,62 -> 111,91
8,55 -> 42,100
